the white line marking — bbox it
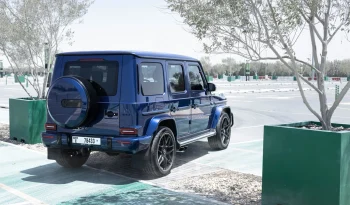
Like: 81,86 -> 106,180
230,139 -> 263,145
338,107 -> 350,111
257,97 -> 294,99
231,148 -> 262,154
0,183 -> 47,205
8,202 -> 33,205
233,125 -> 265,129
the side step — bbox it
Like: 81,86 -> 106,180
178,131 -> 216,146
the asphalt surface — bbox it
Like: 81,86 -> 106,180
1,77 -> 350,204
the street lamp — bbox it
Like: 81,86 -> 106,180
245,60 -> 250,81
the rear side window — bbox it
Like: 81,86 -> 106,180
168,64 -> 185,93
63,61 -> 118,96
188,65 -> 205,91
138,63 -> 164,96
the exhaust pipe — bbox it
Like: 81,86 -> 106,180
177,146 -> 188,153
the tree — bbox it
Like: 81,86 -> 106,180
200,56 -> 211,71
221,57 -> 240,76
0,0 -> 94,99
166,0 -> 350,130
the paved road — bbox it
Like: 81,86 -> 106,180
0,142 -> 228,205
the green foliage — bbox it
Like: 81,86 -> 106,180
0,0 -> 94,99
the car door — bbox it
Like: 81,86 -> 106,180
187,63 -> 213,134
166,62 -> 191,138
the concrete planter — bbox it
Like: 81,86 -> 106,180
206,76 -> 213,82
9,98 -> 47,144
227,76 -> 235,82
14,75 -> 25,83
262,121 -> 350,205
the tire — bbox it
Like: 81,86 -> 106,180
138,126 -> 176,177
208,112 -> 231,150
55,149 -> 90,168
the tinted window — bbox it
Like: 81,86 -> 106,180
139,63 -> 164,96
168,64 -> 185,93
63,61 -> 118,96
188,65 -> 205,90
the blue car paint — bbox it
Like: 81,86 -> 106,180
42,50 -> 233,155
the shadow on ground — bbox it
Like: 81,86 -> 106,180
85,140 -> 214,180
58,185 -> 219,205
19,162 -> 224,205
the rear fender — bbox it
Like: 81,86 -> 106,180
210,105 -> 234,129
145,114 -> 176,137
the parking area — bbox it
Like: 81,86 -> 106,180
1,78 -> 350,203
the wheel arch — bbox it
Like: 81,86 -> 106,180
145,114 -> 177,139
209,105 -> 233,129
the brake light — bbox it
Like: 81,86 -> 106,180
45,123 -> 57,131
79,58 -> 104,61
120,128 -> 138,135
43,135 -> 54,139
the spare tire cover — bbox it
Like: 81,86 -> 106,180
47,76 -> 98,128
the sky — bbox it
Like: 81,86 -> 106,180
1,0 -> 350,67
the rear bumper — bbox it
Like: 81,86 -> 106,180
41,132 -> 152,154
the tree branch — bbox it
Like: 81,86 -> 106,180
328,81 -> 350,120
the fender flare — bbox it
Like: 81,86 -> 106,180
209,105 -> 234,129
145,114 -> 177,137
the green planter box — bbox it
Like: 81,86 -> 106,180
293,76 -> 297,81
206,76 -> 213,82
324,76 -> 329,81
227,76 -> 235,82
262,121 -> 350,205
218,74 -> 223,79
272,76 -> 278,80
14,75 -> 25,83
235,75 -> 239,79
9,98 -> 47,144
347,77 -> 350,81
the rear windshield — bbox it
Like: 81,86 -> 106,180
63,61 -> 119,96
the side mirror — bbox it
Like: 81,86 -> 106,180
207,83 -> 216,92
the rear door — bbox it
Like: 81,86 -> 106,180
57,55 -> 122,135
187,62 -> 213,134
166,62 -> 191,138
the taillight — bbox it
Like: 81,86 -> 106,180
45,123 -> 57,131
120,128 -> 138,135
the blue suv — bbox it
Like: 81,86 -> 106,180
42,51 -> 234,177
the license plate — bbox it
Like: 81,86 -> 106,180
72,136 -> 101,145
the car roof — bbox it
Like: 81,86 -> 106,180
56,50 -> 199,62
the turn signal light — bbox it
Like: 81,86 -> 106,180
120,128 -> 138,135
45,123 -> 57,131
